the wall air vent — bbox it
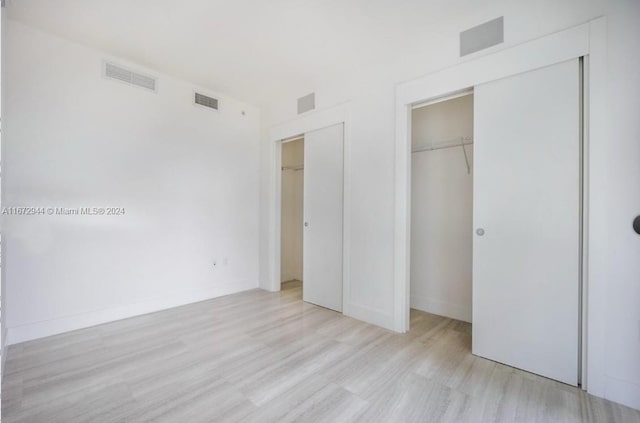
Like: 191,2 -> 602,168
460,17 -> 504,56
104,62 -> 156,92
297,93 -> 315,114
194,92 -> 219,111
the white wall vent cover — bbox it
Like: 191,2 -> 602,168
460,17 -> 504,56
104,62 -> 156,92
297,93 -> 315,114
194,92 -> 219,111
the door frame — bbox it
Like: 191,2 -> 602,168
393,18 -> 606,395
267,102 -> 352,312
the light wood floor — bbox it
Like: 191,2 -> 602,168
3,281 -> 639,422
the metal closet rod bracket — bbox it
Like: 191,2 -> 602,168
411,136 -> 473,174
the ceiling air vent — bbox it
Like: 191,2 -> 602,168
104,62 -> 156,92
194,92 -> 219,111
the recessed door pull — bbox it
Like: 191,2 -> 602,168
633,216 -> 640,235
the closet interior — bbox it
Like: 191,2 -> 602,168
410,92 -> 474,323
280,137 -> 304,290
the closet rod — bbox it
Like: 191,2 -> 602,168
282,165 -> 304,171
411,136 -> 473,154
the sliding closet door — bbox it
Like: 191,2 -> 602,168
303,123 -> 344,312
473,59 -> 580,385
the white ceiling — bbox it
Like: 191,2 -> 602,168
6,0 -> 501,107
6,0 -> 602,110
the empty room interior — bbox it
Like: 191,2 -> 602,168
0,1 -> 639,422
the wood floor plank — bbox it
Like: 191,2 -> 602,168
3,281 -> 639,423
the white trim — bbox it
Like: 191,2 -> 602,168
5,279 -> 257,345
346,302 -> 395,331
267,102 -> 352,318
282,135 -> 304,144
396,23 -> 590,104
269,101 -> 352,144
412,89 -> 473,110
394,18 -> 606,399
271,139 -> 283,292
584,17 -> 607,398
1,327 -> 6,377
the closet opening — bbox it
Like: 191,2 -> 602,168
276,122 -> 344,311
280,137 -> 304,297
409,90 -> 474,334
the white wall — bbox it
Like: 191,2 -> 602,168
2,21 -> 261,344
260,0 -> 640,410
280,139 -> 303,282
410,95 -> 473,322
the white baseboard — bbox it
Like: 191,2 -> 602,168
604,374 -> 640,411
2,327 -> 7,377
344,301 -> 395,331
410,295 -> 472,323
6,279 -> 257,345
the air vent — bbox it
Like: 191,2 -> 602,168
460,17 -> 504,56
297,93 -> 315,114
194,92 -> 219,111
104,62 -> 156,91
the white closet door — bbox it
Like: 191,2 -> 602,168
303,123 -> 344,312
473,59 -> 580,385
